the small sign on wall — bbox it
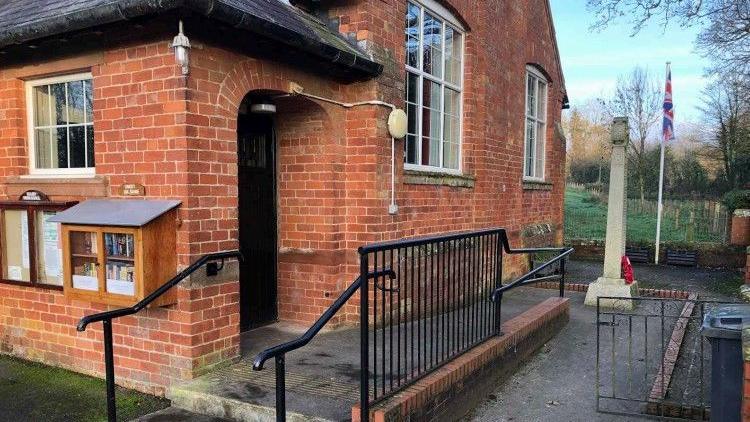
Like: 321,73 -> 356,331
119,183 -> 146,197
19,190 -> 49,202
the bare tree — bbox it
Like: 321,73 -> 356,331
564,100 -> 611,183
699,77 -> 750,190
587,0 -> 750,76
603,66 -> 662,203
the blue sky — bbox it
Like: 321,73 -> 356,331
549,0 -> 709,123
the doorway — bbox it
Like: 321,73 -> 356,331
237,108 -> 277,331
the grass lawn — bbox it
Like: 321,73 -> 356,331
564,188 -> 726,243
0,354 -> 169,422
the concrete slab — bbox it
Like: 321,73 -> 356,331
132,407 -> 232,422
168,287 -> 563,421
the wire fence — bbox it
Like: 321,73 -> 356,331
565,208 -> 729,244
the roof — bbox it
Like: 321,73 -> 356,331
48,199 -> 181,227
0,0 -> 382,78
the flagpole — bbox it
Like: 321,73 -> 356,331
655,62 -> 670,264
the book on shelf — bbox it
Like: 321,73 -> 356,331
82,233 -> 97,254
106,262 -> 134,282
105,233 -> 134,258
74,262 -> 97,277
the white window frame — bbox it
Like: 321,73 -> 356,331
404,0 -> 465,175
523,66 -> 548,181
25,72 -> 95,178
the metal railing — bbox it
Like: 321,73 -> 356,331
253,228 -> 572,422
77,250 -> 242,422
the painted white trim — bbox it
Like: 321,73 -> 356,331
523,69 -> 548,181
526,65 -> 549,83
25,72 -> 94,177
413,0 -> 466,31
405,1 -> 465,173
404,163 -> 463,176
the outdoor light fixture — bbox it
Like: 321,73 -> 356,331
171,20 -> 191,75
250,102 -> 277,114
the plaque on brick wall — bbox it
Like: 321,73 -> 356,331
19,190 -> 49,202
119,183 -> 146,196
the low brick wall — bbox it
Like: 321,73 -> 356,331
742,326 -> 750,421
731,210 -> 750,246
352,297 -> 569,422
533,281 -> 691,299
568,239 -> 746,269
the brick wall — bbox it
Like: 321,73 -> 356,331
0,38 -> 241,393
0,0 -> 567,393
0,280 -> 238,395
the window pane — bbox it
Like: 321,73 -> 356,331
537,80 -> 547,121
69,126 -> 86,168
33,86 -> 51,127
422,13 -> 442,77
36,211 -> 63,286
406,71 -> 419,105
405,134 -> 417,164
55,127 -> 68,168
70,231 -> 99,291
525,118 -> 535,177
422,108 -> 440,139
35,128 -> 52,169
66,81 -> 86,124
443,142 -> 458,169
444,88 -> 460,118
536,121 -> 545,178
84,79 -> 93,123
87,125 -> 95,167
2,210 -> 30,282
406,3 -> 421,67
50,83 -> 67,125
30,77 -> 94,171
407,103 -> 417,136
526,75 -> 536,118
444,27 -> 462,86
422,136 -> 440,166
422,78 -> 440,110
105,232 -> 135,296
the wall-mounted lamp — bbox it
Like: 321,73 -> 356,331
250,103 -> 277,114
171,20 -> 191,75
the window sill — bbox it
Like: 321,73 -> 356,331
404,169 -> 475,188
522,180 -> 553,191
3,175 -> 108,199
0,279 -> 63,291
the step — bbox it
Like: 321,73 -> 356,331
132,407 -> 233,422
167,358 -> 356,422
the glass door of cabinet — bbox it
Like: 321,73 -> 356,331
69,230 -> 99,291
104,231 -> 136,296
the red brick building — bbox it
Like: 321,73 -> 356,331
0,0 -> 567,394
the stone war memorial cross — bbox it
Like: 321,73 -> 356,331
584,117 -> 638,309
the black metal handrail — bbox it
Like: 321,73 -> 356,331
77,250 -> 242,422
492,246 -> 575,301
248,228 -> 573,422
252,268 -> 395,421
491,246 -> 574,336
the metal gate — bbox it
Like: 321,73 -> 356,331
596,295 -> 737,420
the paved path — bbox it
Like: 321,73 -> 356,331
567,259 -> 741,300
466,291 -> 634,422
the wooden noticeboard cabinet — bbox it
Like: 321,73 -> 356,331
52,200 -> 180,307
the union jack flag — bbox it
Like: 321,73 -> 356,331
663,66 -> 675,142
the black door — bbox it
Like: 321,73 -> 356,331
238,112 -> 277,331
